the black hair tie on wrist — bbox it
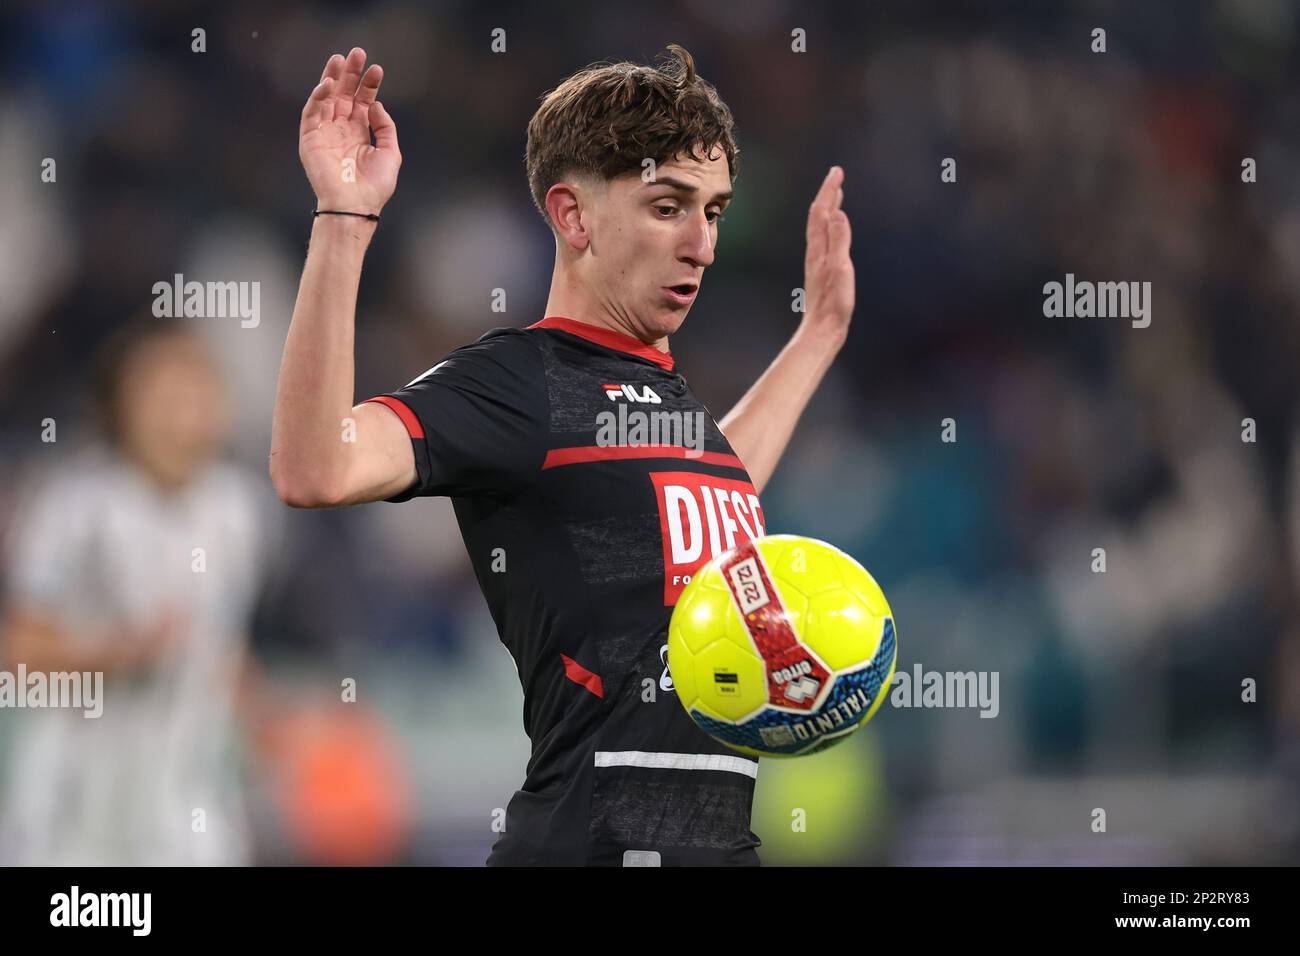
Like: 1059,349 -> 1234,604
314,209 -> 380,222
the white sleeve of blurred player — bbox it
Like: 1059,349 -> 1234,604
3,461 -> 99,614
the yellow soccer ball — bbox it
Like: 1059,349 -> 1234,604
668,534 -> 897,758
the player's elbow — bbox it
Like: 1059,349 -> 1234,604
274,484 -> 331,509
275,481 -> 344,509
270,460 -> 345,509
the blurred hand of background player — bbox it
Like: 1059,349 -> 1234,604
112,606 -> 191,673
299,47 -> 401,217
0,604 -> 189,676
85,606 -> 191,676
802,165 -> 855,342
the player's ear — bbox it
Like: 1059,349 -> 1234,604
546,181 -> 591,251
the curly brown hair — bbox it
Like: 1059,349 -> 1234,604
525,44 -> 739,230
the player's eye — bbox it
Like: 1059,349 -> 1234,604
654,204 -> 724,224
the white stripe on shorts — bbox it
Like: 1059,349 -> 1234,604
593,750 -> 759,778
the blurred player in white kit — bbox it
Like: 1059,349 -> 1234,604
0,318 -> 275,865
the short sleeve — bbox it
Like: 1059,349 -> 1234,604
3,471 -> 92,611
363,328 -> 550,501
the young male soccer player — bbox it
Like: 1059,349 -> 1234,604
271,44 -> 855,865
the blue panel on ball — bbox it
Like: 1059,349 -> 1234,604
690,618 -> 897,756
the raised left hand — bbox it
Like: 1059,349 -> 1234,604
802,165 -> 855,341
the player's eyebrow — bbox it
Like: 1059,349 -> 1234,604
646,176 -> 733,205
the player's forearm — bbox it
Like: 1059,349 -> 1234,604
2,609 -> 151,676
1,610 -> 85,672
718,323 -> 846,495
270,215 -> 377,504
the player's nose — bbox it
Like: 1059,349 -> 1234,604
679,210 -> 715,267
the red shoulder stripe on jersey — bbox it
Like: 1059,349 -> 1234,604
543,445 -> 745,470
560,652 -> 604,698
363,396 -> 425,439
527,316 -> 675,371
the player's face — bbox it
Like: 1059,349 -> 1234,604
117,335 -> 230,489
593,149 -> 732,340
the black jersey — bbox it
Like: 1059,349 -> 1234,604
364,315 -> 768,866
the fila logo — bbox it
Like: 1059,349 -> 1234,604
603,383 -> 662,403
727,557 -> 769,615
650,471 -> 765,605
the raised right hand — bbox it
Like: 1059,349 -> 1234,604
299,48 -> 401,217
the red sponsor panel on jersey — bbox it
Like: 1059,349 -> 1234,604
649,471 -> 766,605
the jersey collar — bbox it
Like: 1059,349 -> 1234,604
527,316 -> 674,371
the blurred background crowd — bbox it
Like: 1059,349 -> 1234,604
0,0 -> 1298,864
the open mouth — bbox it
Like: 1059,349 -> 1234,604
664,283 -> 699,304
